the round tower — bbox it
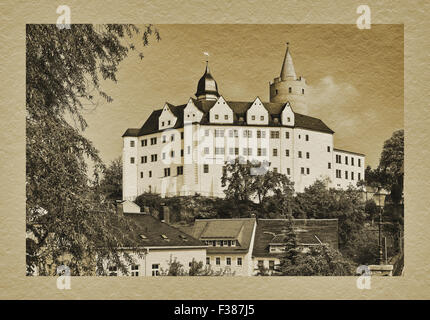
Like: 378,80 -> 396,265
269,43 -> 307,113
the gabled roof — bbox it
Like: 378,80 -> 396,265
252,219 -> 339,258
185,218 -> 256,254
123,213 -> 205,248
123,99 -> 334,137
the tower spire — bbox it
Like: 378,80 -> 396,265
280,42 -> 297,80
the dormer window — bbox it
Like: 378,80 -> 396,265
260,116 -> 264,121
162,121 -> 165,126
287,117 -> 291,122
224,115 -> 228,120
168,120 -> 171,125
215,114 -> 219,120
251,115 -> 255,121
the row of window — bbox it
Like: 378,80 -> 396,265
207,256 -> 242,266
335,169 -> 362,181
257,260 -> 276,271
204,240 -> 239,247
335,154 -> 362,167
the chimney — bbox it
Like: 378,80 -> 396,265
115,200 -> 124,216
162,206 -> 170,224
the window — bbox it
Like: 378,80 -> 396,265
204,147 -> 210,155
275,89 -> 278,94
258,260 -> 264,268
171,134 -> 175,142
270,131 -> 279,139
216,257 -> 221,265
164,168 -> 170,177
237,257 -> 242,266
151,264 -> 160,276
162,135 -> 167,143
286,132 -> 290,139
215,147 -> 225,155
273,167 -> 278,173
302,88 -> 305,94
229,147 -> 239,155
131,265 -> 139,276
251,115 -> 256,120
336,169 -> 341,178
345,156 -> 348,165
327,146 -> 331,152
204,164 -> 209,173
351,172 -> 354,180
149,171 -> 152,178
328,162 -> 331,169
140,172 -> 143,179
130,157 -> 135,164
206,257 -> 210,265
214,129 -> 224,137
130,140 -> 135,147
285,149 -> 290,157
358,159 -> 361,167
257,130 -> 266,139
358,172 -> 361,180
306,152 -> 310,159
177,166 -> 183,175
273,149 -> 278,157
287,117 -> 291,122
150,137 -> 157,145
168,120 -> 171,125
151,154 -> 157,162
301,167 -> 305,174
289,87 -> 292,93
243,148 -> 252,156
257,148 -> 266,156
162,121 -> 165,127
187,146 -> 191,154
298,151 -> 302,158
298,134 -> 301,139
345,171 -> 348,179
181,132 -> 184,140
305,134 -> 309,141
162,152 -> 166,160
226,257 -> 231,266
260,116 -> 264,121
243,130 -> 252,138
141,156 -> 147,164
336,154 -> 341,164
141,139 -> 147,147
306,168 -> 310,175
225,115 -> 228,120
269,260 -> 275,271
181,149 -> 184,157
215,114 -> 219,120
287,168 -> 291,175
108,266 -> 117,276
205,129 -> 209,137
170,150 -> 175,158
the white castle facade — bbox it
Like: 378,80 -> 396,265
122,45 -> 365,200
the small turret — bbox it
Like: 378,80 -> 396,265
195,61 -> 219,101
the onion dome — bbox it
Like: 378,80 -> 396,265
195,61 -> 219,101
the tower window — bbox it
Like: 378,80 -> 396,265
328,162 -> 331,169
225,115 -> 228,120
289,87 -> 292,93
302,88 -> 305,94
275,89 -> 278,95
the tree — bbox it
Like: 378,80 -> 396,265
379,129 -> 404,204
98,157 -> 122,203
221,157 -> 256,202
26,24 -> 160,275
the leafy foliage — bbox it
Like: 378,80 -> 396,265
98,157 -> 123,203
26,24 -> 160,275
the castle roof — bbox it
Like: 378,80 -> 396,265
122,99 -> 334,137
252,218 -> 339,258
280,44 -> 297,80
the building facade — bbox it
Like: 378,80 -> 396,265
122,45 -> 365,200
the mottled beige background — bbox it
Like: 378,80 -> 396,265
0,0 -> 429,299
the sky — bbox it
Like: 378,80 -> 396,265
82,24 -> 403,169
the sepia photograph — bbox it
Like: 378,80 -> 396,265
25,23 -> 404,278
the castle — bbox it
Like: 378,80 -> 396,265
122,44 -> 365,200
